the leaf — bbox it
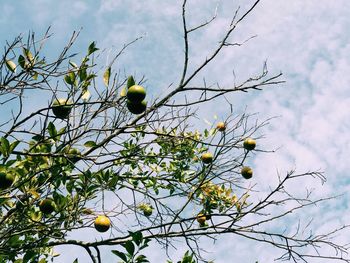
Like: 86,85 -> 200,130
64,72 -> 75,85
130,231 -> 143,246
122,240 -> 135,256
127,75 -> 135,88
18,55 -> 26,68
0,137 -> 10,157
5,60 -> 16,72
82,90 -> 91,101
9,141 -> 20,154
72,259 -> 78,263
120,87 -> 127,97
88,41 -> 99,56
112,250 -> 128,262
32,72 -> 38,80
79,67 -> 87,82
84,141 -> 97,148
47,122 -> 57,139
136,255 -> 149,263
69,61 -> 78,69
103,67 -> 111,87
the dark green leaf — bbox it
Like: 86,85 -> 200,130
48,122 -> 57,139
9,141 -> 19,154
127,75 -> 135,88
88,41 -> 99,56
18,55 -> 26,68
122,240 -> 135,256
0,137 -> 10,157
130,231 -> 143,246
112,250 -> 128,262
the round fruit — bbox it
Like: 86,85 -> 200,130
0,172 -> 14,189
126,100 -> 147,115
66,148 -> 81,163
243,138 -> 256,151
39,199 -> 56,214
52,98 -> 73,119
216,122 -> 226,132
143,207 -> 153,217
196,213 -> 206,225
201,152 -> 213,164
94,215 -> 111,232
241,166 -> 253,179
127,85 -> 146,103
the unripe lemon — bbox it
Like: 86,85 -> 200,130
0,172 -> 14,189
94,215 -> 111,232
243,138 -> 256,151
241,166 -> 253,179
127,100 -> 147,115
127,85 -> 146,103
52,98 -> 73,119
39,198 -> 56,214
201,152 -> 213,164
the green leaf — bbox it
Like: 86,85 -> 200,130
112,250 -> 128,262
9,141 -> 19,154
84,141 -> 97,148
69,61 -> 78,69
88,41 -> 99,56
64,72 -> 75,85
5,60 -> 16,72
136,255 -> 149,263
23,48 -> 34,63
127,76 -> 135,88
79,67 -> 87,82
18,55 -> 25,69
122,240 -> 135,256
0,137 -> 10,157
72,259 -> 78,263
103,67 -> 111,87
130,231 -> 143,246
47,122 -> 57,139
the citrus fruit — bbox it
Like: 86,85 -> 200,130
52,98 -> 73,119
143,207 -> 153,217
243,138 -> 256,151
201,152 -> 213,164
0,172 -> 14,189
127,100 -> 147,114
216,122 -> 226,131
127,85 -> 146,103
241,166 -> 253,179
196,213 -> 206,225
94,215 -> 111,232
39,198 -> 56,214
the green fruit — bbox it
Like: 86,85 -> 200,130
127,85 -> 146,103
201,152 -> 213,164
52,99 -> 73,119
94,215 -> 111,232
241,166 -> 253,179
127,100 -> 147,114
65,147 -> 81,163
126,76 -> 135,88
39,198 -> 56,214
143,207 -> 153,217
243,138 -> 256,151
0,172 -> 14,189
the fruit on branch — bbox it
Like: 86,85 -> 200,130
52,98 -> 73,119
0,172 -> 15,189
216,122 -> 226,132
241,166 -> 253,179
196,213 -> 206,226
39,198 -> 56,214
243,138 -> 256,151
127,85 -> 146,103
201,152 -> 213,164
127,100 -> 147,115
94,215 -> 111,232
138,203 -> 153,217
126,75 -> 135,89
65,147 -> 82,163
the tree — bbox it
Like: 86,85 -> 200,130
0,1 -> 349,262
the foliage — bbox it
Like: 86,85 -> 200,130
0,1 -> 349,263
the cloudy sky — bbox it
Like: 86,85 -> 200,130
1,0 -> 350,262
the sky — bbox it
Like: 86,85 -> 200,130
1,0 -> 350,262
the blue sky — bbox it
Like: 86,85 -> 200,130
2,0 -> 350,262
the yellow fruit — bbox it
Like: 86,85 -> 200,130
243,138 -> 256,151
127,100 -> 147,115
127,85 -> 146,103
94,215 -> 111,232
0,172 -> 14,189
216,122 -> 226,131
52,99 -> 73,119
241,166 -> 253,179
196,213 -> 206,225
201,152 -> 213,164
39,198 -> 56,214
143,207 -> 153,217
